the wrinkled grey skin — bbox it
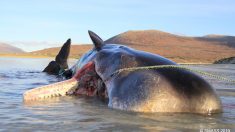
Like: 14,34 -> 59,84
45,31 -> 222,114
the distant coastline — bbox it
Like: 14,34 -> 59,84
1,30 -> 235,64
0,53 -> 213,64
0,53 -> 54,59
2,54 -> 235,65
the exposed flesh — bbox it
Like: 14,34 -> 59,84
23,62 -> 106,101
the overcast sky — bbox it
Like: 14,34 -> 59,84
1,0 -> 235,51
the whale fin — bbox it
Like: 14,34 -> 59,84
43,39 -> 71,74
43,61 -> 61,74
88,30 -> 104,50
55,38 -> 71,69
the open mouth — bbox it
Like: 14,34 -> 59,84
23,61 -> 107,101
71,61 -> 107,98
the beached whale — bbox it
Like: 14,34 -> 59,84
27,31 -> 222,114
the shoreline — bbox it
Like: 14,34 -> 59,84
0,54 -> 54,59
0,54 -> 213,64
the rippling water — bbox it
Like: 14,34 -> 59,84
0,57 -> 234,131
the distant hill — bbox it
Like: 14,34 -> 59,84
0,43 -> 25,54
105,30 -> 235,63
199,34 -> 235,48
30,30 -> 235,63
30,44 -> 92,58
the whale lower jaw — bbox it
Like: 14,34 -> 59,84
23,61 -> 107,102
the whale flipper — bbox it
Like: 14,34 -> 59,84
43,61 -> 61,74
43,39 -> 71,75
88,30 -> 104,50
55,38 -> 71,69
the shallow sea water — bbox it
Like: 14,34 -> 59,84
0,57 -> 234,132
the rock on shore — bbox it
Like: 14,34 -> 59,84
214,57 -> 235,64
